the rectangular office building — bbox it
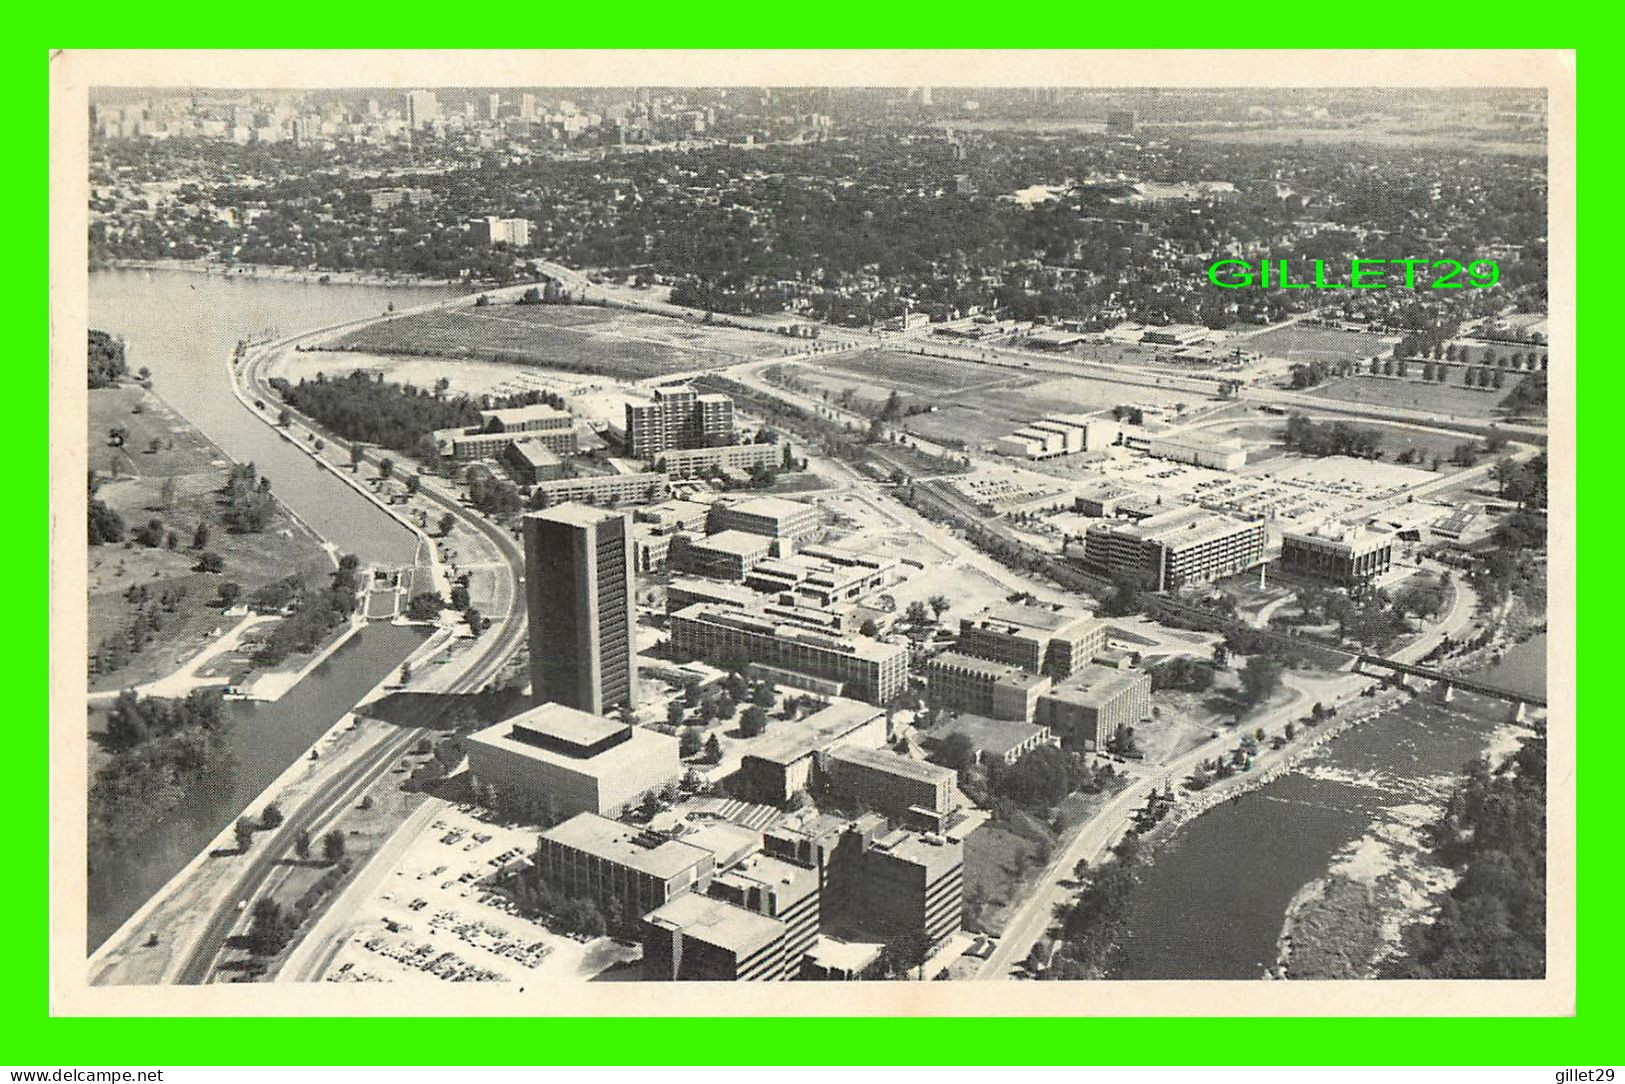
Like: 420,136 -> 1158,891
955,601 -> 1105,678
538,812 -> 714,920
669,603 -> 908,706
524,505 -> 637,715
1035,665 -> 1153,751
925,651 -> 1052,721
1083,506 -> 1267,591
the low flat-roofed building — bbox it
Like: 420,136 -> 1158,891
539,812 -> 714,920
1035,664 -> 1152,751
672,529 -> 772,581
642,890 -> 790,981
481,403 -> 574,435
465,703 -> 680,820
738,699 -> 888,805
669,603 -> 908,706
655,441 -> 788,480
504,439 -> 566,484
925,651 -> 1052,721
635,498 -> 712,535
928,712 -> 1056,767
1045,414 -> 1120,452
1145,432 -> 1247,471
822,745 -> 957,819
743,544 -> 894,608
955,601 -> 1105,678
1083,505 -> 1266,591
1280,523 -> 1396,589
708,495 -> 821,540
531,470 -> 668,510
666,575 -> 763,614
1075,483 -> 1164,520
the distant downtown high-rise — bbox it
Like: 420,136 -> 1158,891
524,504 -> 637,716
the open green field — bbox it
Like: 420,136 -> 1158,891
326,302 -> 791,381
1308,374 -> 1507,418
780,351 -> 1191,449
1239,322 -> 1397,363
88,384 -> 333,692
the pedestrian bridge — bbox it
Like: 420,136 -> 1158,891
1354,654 -> 1547,715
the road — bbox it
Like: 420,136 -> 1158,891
171,311 -> 531,986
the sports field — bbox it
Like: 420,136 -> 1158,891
1239,323 -> 1397,364
1308,375 -> 1507,418
327,303 -> 790,380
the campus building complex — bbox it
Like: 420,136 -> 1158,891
954,601 -> 1106,679
1034,665 -> 1153,751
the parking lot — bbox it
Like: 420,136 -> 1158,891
320,804 -> 641,985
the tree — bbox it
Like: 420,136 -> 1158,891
741,705 -> 769,737
439,513 -> 456,537
277,408 -> 291,427
159,477 -> 177,508
667,700 -> 688,727
192,522 -> 211,549
1240,655 -> 1284,708
294,828 -> 311,861
406,474 -> 421,496
703,734 -> 723,764
859,618 -> 880,637
260,802 -> 284,830
464,607 -> 484,636
678,727 -> 703,758
322,829 -> 346,865
217,581 -> 243,608
379,457 -> 395,481
349,443 -> 365,471
905,600 -> 932,625
406,591 -> 444,621
234,817 -> 255,853
196,551 -> 225,574
929,594 -> 951,619
108,425 -> 129,448
89,500 -> 126,544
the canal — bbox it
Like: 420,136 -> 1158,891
86,268 -> 453,949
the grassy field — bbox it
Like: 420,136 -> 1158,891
1308,374 -> 1507,418
1240,323 -> 1397,363
327,302 -> 791,381
88,384 -> 334,692
780,350 -> 1189,449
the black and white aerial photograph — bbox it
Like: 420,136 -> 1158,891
51,49 -> 1575,1017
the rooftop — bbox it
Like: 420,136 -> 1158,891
468,708 -> 675,774
482,403 -> 570,426
1043,664 -> 1150,707
526,502 -> 627,530
865,827 -> 963,876
672,603 -> 906,664
500,701 -> 626,749
688,529 -> 773,557
643,891 -> 784,954
508,440 -> 562,467
928,650 -> 1051,688
931,712 -> 1050,758
744,699 -> 885,766
825,745 -> 956,787
720,495 -> 816,521
976,600 -> 1095,635
542,813 -> 712,881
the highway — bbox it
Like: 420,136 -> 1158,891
172,314 -> 531,986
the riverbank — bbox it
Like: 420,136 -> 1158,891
1269,633 -> 1546,979
99,257 -> 465,291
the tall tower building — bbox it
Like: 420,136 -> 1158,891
406,89 -> 439,131
524,504 -> 637,716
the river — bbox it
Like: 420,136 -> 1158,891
1116,633 -> 1547,979
86,269 -> 454,950
88,268 -> 457,565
